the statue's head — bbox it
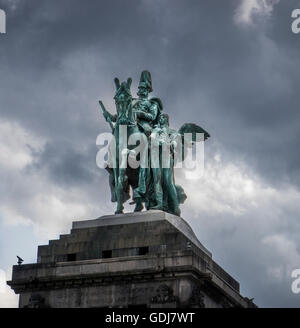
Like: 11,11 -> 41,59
158,113 -> 169,127
113,77 -> 132,107
137,70 -> 152,99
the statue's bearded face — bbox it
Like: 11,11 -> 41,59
159,115 -> 169,127
137,86 -> 149,98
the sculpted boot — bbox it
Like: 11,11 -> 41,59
151,190 -> 163,211
134,198 -> 144,212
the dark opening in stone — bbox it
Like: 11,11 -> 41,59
138,246 -> 149,256
102,250 -> 112,259
67,254 -> 77,262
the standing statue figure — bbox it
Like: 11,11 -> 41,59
149,113 -> 186,216
131,71 -> 163,210
98,70 -> 210,216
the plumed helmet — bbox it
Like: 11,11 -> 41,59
138,70 -> 153,92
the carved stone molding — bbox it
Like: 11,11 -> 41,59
23,294 -> 50,308
189,286 -> 205,308
151,284 -> 178,304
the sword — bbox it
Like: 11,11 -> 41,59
99,101 -> 114,130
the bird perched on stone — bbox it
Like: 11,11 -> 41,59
16,256 -> 23,266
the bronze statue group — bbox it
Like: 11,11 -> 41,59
99,71 -> 209,216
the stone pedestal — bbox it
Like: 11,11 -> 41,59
7,210 -> 256,308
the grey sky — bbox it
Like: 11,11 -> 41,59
0,0 -> 300,307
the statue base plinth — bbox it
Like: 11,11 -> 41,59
8,210 -> 256,308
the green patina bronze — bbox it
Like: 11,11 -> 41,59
99,71 -> 210,216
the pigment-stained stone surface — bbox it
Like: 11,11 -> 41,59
8,211 -> 256,308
